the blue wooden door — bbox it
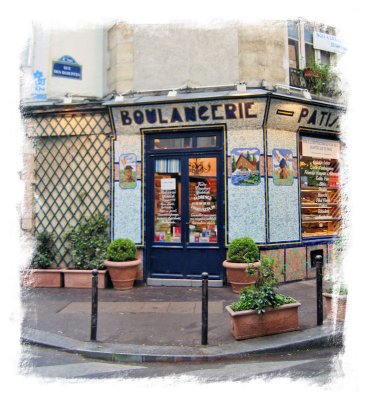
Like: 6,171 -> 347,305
146,129 -> 225,280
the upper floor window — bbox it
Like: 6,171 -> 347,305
288,39 -> 299,69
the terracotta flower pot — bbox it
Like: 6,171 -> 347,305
223,260 -> 260,293
21,269 -> 62,288
104,259 -> 141,290
226,301 -> 301,340
63,269 -> 107,289
303,67 -> 321,78
323,293 -> 347,322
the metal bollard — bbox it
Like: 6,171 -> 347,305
201,272 -> 209,345
316,255 -> 323,326
91,269 -> 98,341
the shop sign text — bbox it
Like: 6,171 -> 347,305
297,107 -> 339,129
120,102 -> 258,126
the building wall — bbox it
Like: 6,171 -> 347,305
22,24 -> 104,101
106,23 -> 134,94
106,21 -> 288,94
133,24 -> 240,91
238,21 -> 288,87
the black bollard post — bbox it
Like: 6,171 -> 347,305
316,255 -> 323,326
202,272 -> 209,345
91,269 -> 98,341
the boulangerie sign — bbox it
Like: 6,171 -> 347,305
302,137 -> 340,159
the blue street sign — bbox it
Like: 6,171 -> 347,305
52,55 -> 82,80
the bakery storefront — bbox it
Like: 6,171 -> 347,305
107,90 -> 343,285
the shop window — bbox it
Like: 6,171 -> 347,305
300,136 -> 341,238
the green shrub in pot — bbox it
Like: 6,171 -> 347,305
227,237 -> 259,263
223,237 -> 260,293
106,238 -> 137,262
65,213 -> 109,270
104,238 -> 140,290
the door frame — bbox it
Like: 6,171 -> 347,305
143,124 -> 227,280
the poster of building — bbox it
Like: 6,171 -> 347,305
231,148 -> 260,186
272,148 -> 293,186
119,153 -> 137,189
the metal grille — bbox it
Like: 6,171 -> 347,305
26,111 -> 111,267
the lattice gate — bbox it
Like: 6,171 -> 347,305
25,111 -> 112,267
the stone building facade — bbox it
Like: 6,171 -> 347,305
21,20 -> 345,285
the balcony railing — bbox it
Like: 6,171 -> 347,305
289,68 -> 307,89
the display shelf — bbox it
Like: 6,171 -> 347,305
301,187 -> 339,190
301,203 -> 339,207
302,218 -> 341,222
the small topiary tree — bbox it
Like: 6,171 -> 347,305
227,237 -> 259,263
106,238 -> 137,262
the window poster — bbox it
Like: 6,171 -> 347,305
230,148 -> 261,186
119,153 -> 137,189
272,149 -> 294,186
189,179 -> 217,243
154,175 -> 181,242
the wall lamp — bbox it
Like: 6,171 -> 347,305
63,94 -> 73,104
274,84 -> 312,100
236,82 -> 247,93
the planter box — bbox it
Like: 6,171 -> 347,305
226,302 -> 301,340
223,260 -> 260,293
21,269 -> 63,288
63,269 -> 108,289
323,293 -> 347,322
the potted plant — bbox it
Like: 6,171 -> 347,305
104,238 -> 141,290
303,61 -> 341,97
22,231 -> 62,288
226,257 -> 301,340
223,237 -> 260,293
64,213 -> 109,288
323,284 -> 347,322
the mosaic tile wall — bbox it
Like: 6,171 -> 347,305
260,248 -> 285,283
267,128 -> 300,243
113,180 -> 142,243
112,124 -> 143,243
227,128 -> 266,243
261,243 -> 331,283
228,182 -> 266,243
285,246 -> 307,281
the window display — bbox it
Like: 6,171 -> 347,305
300,136 -> 341,237
154,159 -> 181,242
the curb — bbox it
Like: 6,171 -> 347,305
21,323 -> 344,363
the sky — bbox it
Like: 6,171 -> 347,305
1,0 -> 366,397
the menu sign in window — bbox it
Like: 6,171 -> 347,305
189,180 -> 218,243
300,137 -> 341,237
300,158 -> 339,188
154,174 -> 182,243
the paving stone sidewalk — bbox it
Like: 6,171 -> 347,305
21,280 -> 331,348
